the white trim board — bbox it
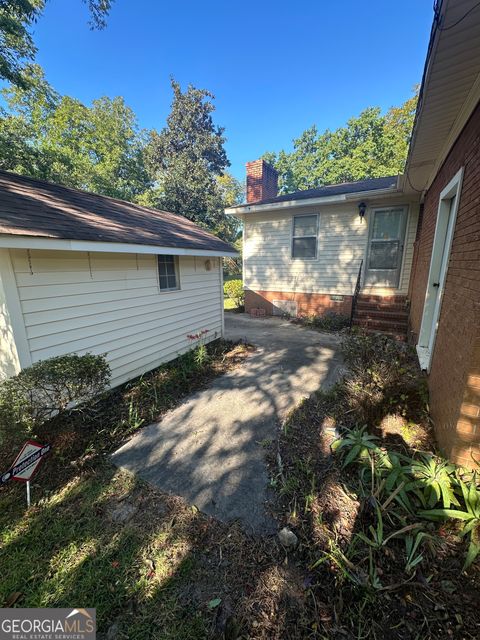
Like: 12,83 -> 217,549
0,235 -> 237,258
416,167 -> 464,372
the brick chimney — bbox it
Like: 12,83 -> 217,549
246,159 -> 278,203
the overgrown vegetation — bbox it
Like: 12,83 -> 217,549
2,329 -> 479,638
273,330 -> 480,638
0,353 -> 110,443
223,278 -> 244,310
294,311 -> 351,333
0,339 -> 259,638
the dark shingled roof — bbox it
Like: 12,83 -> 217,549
236,175 -> 398,207
0,170 -> 235,254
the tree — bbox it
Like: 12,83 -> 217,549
145,79 -> 230,229
264,90 -> 418,194
0,65 -> 152,201
0,0 -> 113,88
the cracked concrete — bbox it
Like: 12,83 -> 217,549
111,313 -> 343,534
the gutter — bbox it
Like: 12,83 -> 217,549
225,185 -> 402,216
0,234 -> 239,257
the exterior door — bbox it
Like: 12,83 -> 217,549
365,207 -> 408,288
417,168 -> 463,371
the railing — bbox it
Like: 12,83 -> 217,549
350,259 -> 363,328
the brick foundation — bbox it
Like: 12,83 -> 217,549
245,289 -> 353,317
408,101 -> 480,468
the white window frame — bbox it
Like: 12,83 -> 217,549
291,213 -> 319,260
416,167 -> 464,372
157,254 -> 180,292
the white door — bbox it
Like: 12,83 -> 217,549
365,207 -> 408,288
417,168 -> 463,371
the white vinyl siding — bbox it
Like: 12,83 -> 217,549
9,250 -> 223,388
243,202 -> 419,296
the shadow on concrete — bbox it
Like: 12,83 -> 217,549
111,314 -> 344,534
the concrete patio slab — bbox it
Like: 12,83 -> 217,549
111,314 -> 343,534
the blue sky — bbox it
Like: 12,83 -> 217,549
30,0 -> 434,181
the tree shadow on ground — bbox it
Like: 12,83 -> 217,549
269,335 -> 480,640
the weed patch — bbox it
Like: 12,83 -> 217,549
273,331 -> 480,638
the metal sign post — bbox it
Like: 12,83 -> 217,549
1,440 -> 51,508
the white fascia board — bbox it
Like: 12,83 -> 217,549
0,235 -> 238,257
225,186 -> 401,216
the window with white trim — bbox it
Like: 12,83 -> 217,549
157,255 -> 179,291
292,214 -> 318,258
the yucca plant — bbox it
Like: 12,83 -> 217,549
407,453 -> 458,509
331,425 -> 379,467
419,472 -> 480,569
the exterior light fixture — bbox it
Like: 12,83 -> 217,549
358,202 -> 367,220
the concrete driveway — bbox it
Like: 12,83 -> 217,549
111,314 -> 343,534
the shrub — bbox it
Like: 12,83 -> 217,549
223,279 -> 244,308
341,330 -> 428,424
0,353 -> 110,441
300,311 -> 350,332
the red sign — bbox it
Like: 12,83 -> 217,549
0,440 -> 51,485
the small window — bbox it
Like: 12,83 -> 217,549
292,214 -> 318,258
158,255 -> 179,291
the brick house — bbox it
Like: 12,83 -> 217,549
405,0 -> 480,467
226,0 -> 480,466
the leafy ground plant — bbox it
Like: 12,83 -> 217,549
273,330 -> 480,638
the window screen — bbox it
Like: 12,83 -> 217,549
158,255 -> 179,291
292,215 -> 318,258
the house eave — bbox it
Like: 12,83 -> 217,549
225,184 -> 403,216
0,235 -> 238,257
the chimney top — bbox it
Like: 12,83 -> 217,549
246,159 -> 278,203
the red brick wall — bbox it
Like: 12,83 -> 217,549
408,101 -> 480,468
245,289 -> 353,317
246,160 -> 278,203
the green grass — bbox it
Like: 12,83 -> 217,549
0,468 -> 207,638
0,341 -> 254,638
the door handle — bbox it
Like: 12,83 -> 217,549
432,282 -> 440,287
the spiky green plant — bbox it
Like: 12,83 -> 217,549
331,425 -> 379,467
407,453 -> 458,509
420,472 -> 480,569
404,531 -> 430,574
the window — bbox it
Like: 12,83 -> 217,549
158,255 -> 179,291
292,214 -> 318,258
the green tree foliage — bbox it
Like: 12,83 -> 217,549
0,1 -> 113,88
145,79 -> 238,240
263,91 -> 418,194
0,66 -> 152,201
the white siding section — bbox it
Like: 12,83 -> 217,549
10,250 -> 223,387
244,201 -> 419,296
0,268 -> 20,379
